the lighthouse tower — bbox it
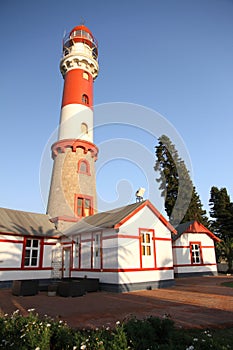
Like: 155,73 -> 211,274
47,25 -> 99,230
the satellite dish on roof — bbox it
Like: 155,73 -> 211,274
135,188 -> 145,202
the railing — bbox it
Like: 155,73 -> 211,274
62,30 -> 98,59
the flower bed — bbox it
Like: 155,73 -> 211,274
0,310 -> 232,349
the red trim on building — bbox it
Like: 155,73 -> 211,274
173,244 -> 214,249
71,266 -> 174,272
180,221 -> 221,242
52,139 -> 98,160
39,238 -> 44,268
114,200 -> 177,234
77,158 -> 91,176
74,194 -> 94,218
0,238 -> 23,244
0,267 -> 52,271
189,241 -> 203,265
173,263 -> 217,268
91,233 -> 94,269
153,230 -> 156,268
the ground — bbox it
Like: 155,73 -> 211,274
0,276 -> 233,329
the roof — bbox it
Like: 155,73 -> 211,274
173,220 -> 220,242
0,207 -> 60,237
65,200 -> 176,236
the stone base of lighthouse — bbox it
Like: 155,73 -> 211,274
47,139 -> 98,232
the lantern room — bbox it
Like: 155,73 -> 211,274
62,25 -> 98,60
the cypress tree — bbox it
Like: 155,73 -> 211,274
209,186 -> 233,239
155,135 -> 208,227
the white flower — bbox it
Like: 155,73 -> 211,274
116,321 -> 120,325
186,346 -> 194,350
80,345 -> 86,350
46,323 -> 51,327
35,347 -> 40,350
193,338 -> 198,342
27,308 -> 35,312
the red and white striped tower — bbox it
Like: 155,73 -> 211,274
47,25 -> 99,230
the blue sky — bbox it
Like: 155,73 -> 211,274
1,0 -> 233,218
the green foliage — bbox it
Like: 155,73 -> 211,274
209,186 -> 233,239
0,311 -> 233,349
124,316 -> 175,349
155,135 -> 208,227
209,186 -> 233,271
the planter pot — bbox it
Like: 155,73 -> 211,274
12,280 -> 38,296
81,278 -> 99,292
58,280 -> 85,297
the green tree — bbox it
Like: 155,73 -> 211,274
217,238 -> 233,273
209,186 -> 233,272
154,135 -> 208,227
209,186 -> 233,239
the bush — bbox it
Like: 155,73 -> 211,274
0,310 -> 232,349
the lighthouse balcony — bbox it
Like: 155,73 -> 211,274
63,31 -> 98,59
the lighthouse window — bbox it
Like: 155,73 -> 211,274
76,196 -> 92,217
83,72 -> 89,80
81,122 -> 88,134
77,159 -> 90,175
82,94 -> 89,105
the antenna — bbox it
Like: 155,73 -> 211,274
80,17 -> 85,25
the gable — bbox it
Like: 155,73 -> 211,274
174,220 -> 220,242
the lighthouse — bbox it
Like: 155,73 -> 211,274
47,25 -> 99,230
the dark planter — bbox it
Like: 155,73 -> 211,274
12,280 -> 38,296
81,278 -> 99,292
58,280 -> 85,297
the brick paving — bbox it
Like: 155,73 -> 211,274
0,276 -> 233,329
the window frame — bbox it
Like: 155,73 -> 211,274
190,241 -> 203,265
74,194 -> 93,218
77,158 -> 91,175
22,237 -> 42,268
82,94 -> 89,105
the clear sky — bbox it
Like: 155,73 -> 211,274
1,0 -> 233,218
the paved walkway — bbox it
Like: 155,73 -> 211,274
0,276 -> 233,329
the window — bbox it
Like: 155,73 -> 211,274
77,159 -> 90,175
24,239 -> 40,267
83,72 -> 89,80
81,122 -> 88,134
76,196 -> 92,217
82,94 -> 89,105
190,243 -> 202,264
140,232 -> 152,256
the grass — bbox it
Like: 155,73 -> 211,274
221,281 -> 233,288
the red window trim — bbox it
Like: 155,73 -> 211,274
21,237 -> 44,269
139,228 -> 156,269
189,241 -> 203,265
74,194 -> 94,218
77,158 -> 91,176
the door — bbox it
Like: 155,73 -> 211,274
62,247 -> 71,278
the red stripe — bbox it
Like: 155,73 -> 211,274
0,238 -> 23,243
174,263 -> 217,268
62,69 -> 93,107
71,266 -> 174,272
0,267 -> 52,271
